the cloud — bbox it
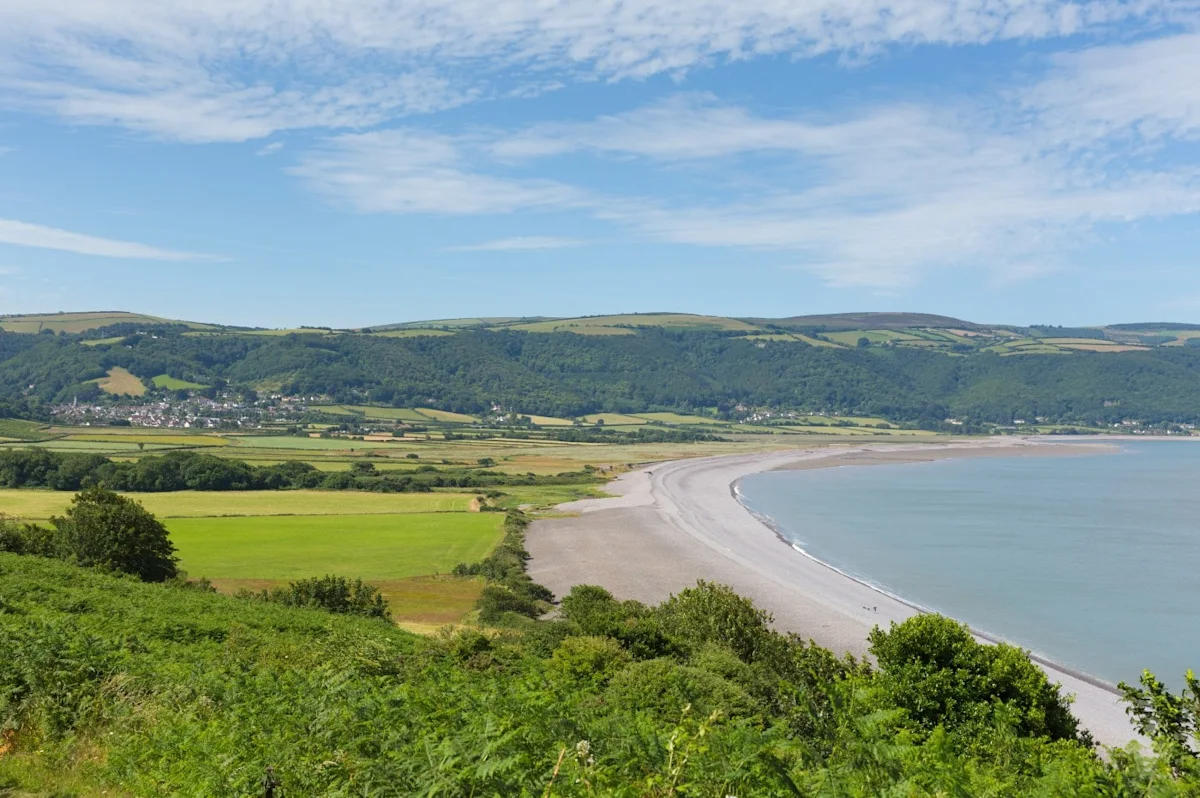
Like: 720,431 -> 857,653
1026,32 -> 1200,147
0,218 -> 215,261
256,142 -> 284,156
289,29 -> 1200,290
0,0 -> 1191,141
290,129 -> 581,214
447,236 -> 587,251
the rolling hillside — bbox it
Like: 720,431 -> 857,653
359,312 -> 1200,355
5,309 -> 1200,357
0,311 -> 219,335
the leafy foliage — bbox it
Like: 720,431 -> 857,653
2,554 -> 1200,796
239,574 -> 391,619
50,487 -> 178,582
1,553 -> 1199,795
868,614 -> 1087,746
1119,669 -> 1200,776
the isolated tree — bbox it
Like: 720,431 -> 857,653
51,486 -> 178,582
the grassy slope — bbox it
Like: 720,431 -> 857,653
0,552 -> 422,793
0,311 -> 214,334
93,367 -> 146,396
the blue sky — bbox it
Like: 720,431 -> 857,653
1,1 -> 1199,328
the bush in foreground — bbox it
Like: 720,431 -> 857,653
1,487 -> 177,582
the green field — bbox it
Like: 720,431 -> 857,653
167,512 -> 503,582
581,413 -> 648,425
152,374 -> 209,390
17,440 -> 179,452
65,432 -> 228,447
508,313 -> 758,334
0,311 -> 213,334
0,419 -> 51,440
226,435 -> 401,450
369,329 -> 456,338
0,489 -> 475,521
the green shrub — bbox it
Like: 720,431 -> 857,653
868,614 -> 1086,744
657,579 -> 779,663
548,636 -> 631,689
50,487 -> 178,582
476,584 -> 542,622
241,575 -> 390,620
605,658 -> 757,722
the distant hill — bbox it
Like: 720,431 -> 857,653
740,312 -> 978,331
3,309 -> 1200,426
0,311 -> 218,335
4,309 -> 1200,355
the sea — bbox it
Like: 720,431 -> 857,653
736,440 -> 1200,689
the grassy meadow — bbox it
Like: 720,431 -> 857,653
169,511 -> 502,626
0,488 -> 476,521
168,512 -> 502,582
151,374 -> 209,390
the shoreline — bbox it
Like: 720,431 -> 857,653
731,481 -> 1124,698
526,437 -> 1139,748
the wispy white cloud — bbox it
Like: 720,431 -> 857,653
1026,33 -> 1200,147
289,29 -> 1200,290
0,0 -> 1191,141
448,236 -> 587,251
0,218 -> 215,261
290,130 -> 582,214
256,141 -> 284,156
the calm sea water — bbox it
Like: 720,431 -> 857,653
737,441 -> 1200,688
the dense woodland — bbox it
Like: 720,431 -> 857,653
4,325 -> 1200,426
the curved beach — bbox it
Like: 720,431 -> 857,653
526,440 -> 1139,749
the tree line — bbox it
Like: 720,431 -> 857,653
0,448 -> 601,493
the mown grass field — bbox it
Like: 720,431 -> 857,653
521,413 -> 575,426
416,408 -> 479,423
1,489 -> 475,521
65,432 -> 229,446
93,366 -> 146,396
167,512 -> 503,582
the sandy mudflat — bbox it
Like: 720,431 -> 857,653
526,438 -> 1139,749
